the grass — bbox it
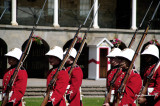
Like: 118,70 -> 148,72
82,97 -> 105,106
0,97 -> 105,106
24,98 -> 43,106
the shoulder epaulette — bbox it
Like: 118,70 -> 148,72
134,71 -> 137,73
74,64 -> 79,68
20,66 -> 26,70
62,67 -> 65,70
133,70 -> 139,74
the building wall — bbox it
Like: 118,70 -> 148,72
88,47 -> 98,79
0,25 -> 160,73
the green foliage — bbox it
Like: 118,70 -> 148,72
32,35 -> 43,45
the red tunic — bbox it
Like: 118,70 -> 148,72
107,68 -> 142,106
143,64 -> 160,106
65,65 -> 83,106
2,67 -> 28,106
47,68 -> 69,106
107,68 -> 119,89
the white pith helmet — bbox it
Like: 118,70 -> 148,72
141,44 -> 159,59
116,48 -> 135,61
64,48 -> 77,58
45,46 -> 63,60
107,48 -> 121,57
5,48 -> 22,60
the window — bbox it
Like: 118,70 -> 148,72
80,0 -> 90,16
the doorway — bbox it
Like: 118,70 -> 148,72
0,38 -> 7,78
99,48 -> 108,78
22,38 -> 49,78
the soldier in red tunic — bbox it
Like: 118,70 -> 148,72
115,48 -> 142,106
64,48 -> 83,106
104,48 -> 142,106
138,44 -> 160,106
103,48 -> 121,106
107,48 -> 121,69
45,46 -> 69,106
2,48 -> 28,106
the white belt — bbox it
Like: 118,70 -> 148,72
2,91 -> 13,100
148,87 -> 154,95
105,90 -> 115,103
43,91 -> 53,99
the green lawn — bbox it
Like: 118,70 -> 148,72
0,97 -> 105,106
82,97 -> 105,106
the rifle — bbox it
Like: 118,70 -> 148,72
104,68 -> 121,104
128,0 -> 153,48
115,1 -> 160,105
41,2 -> 95,106
0,8 -> 7,20
0,1 -> 11,20
1,0 -> 48,106
138,59 -> 160,102
68,5 -> 100,77
103,1 -> 153,104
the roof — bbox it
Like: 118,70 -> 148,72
88,37 -> 113,47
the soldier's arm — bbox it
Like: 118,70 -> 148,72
48,71 -> 69,105
66,67 -> 83,100
9,70 -> 28,105
120,73 -> 142,105
149,67 -> 160,100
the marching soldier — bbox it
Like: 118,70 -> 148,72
107,48 -> 121,69
104,48 -> 142,106
115,48 -> 142,106
2,48 -> 28,106
103,48 -> 121,106
45,46 -> 69,106
64,48 -> 83,106
138,44 -> 160,106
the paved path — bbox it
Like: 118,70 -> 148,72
0,78 -> 106,87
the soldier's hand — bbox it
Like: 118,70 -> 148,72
5,102 -> 13,106
103,103 -> 110,106
46,101 -> 53,106
138,96 -> 147,104
66,94 -> 71,103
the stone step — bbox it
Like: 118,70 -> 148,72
82,88 -> 105,91
82,92 -> 105,95
26,88 -> 46,92
24,86 -> 106,97
25,92 -> 44,96
0,86 -> 106,97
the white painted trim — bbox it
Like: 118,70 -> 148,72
11,0 -> 18,26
